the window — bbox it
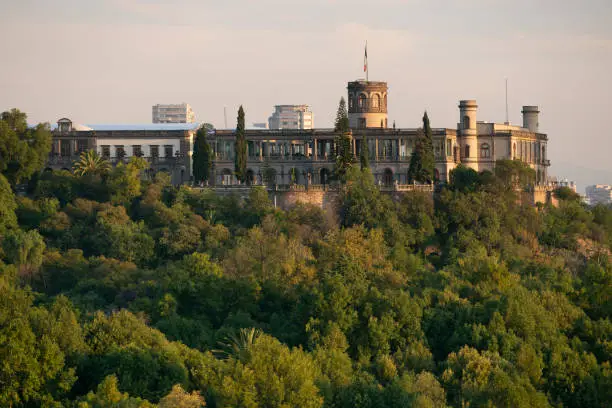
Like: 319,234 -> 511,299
101,145 -> 110,158
164,145 -> 174,158
358,94 -> 367,109
463,115 -> 471,129
77,139 -> 88,153
446,140 -> 452,157
115,145 -> 125,159
60,140 -> 71,157
132,145 -> 142,157
358,118 -> 367,129
480,143 -> 490,158
372,94 -> 380,108
465,145 -> 470,158
150,145 -> 159,158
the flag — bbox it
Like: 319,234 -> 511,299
363,42 -> 368,72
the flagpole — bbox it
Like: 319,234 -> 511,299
366,41 -> 368,82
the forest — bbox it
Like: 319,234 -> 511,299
1,109 -> 611,407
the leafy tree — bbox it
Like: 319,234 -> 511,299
408,112 -> 435,183
106,157 -> 149,205
0,173 -> 17,233
158,384 -> 205,408
0,275 -> 77,407
193,125 -> 213,185
73,150 -> 111,177
76,375 -> 153,408
234,105 -> 247,183
494,159 -> 536,190
0,109 -> 52,185
2,229 -> 46,283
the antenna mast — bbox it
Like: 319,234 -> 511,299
505,78 -> 509,124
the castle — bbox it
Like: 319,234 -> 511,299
48,78 -> 550,187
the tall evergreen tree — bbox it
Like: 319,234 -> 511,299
333,98 -> 354,182
334,97 -> 349,133
408,111 -> 435,183
193,124 -> 213,184
360,132 -> 370,170
234,106 -> 247,183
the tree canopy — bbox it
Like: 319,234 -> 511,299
0,108 -> 52,185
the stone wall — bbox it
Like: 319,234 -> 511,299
270,189 -> 340,212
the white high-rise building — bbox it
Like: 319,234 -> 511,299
152,103 -> 195,123
586,185 -> 612,206
268,105 -> 313,130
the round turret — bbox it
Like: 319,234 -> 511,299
347,80 -> 388,129
522,106 -> 540,132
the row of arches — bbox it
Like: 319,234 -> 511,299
348,92 -> 388,112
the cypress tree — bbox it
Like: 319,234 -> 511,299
421,111 -> 435,182
193,125 -> 213,184
408,111 -> 436,183
360,133 -> 370,170
234,106 -> 247,183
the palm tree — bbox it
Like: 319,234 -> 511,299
72,150 -> 111,177
215,327 -> 263,362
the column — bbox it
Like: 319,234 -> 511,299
313,138 -> 318,160
304,141 -> 309,157
259,141 -> 263,161
352,136 -> 356,156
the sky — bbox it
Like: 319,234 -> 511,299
1,0 -> 611,192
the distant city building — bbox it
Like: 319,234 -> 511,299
152,103 -> 195,123
548,177 -> 577,193
268,105 -> 313,130
251,122 -> 269,129
585,185 -> 612,205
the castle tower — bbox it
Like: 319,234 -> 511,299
522,106 -> 540,132
458,100 -> 478,170
347,80 -> 388,129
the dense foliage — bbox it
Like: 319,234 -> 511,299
1,112 -> 612,406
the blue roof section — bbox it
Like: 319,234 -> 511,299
86,123 -> 201,131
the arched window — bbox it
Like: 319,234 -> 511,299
463,115 -> 471,129
465,145 -> 470,158
372,94 -> 380,109
358,94 -> 367,109
349,96 -> 354,110
480,143 -> 490,158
